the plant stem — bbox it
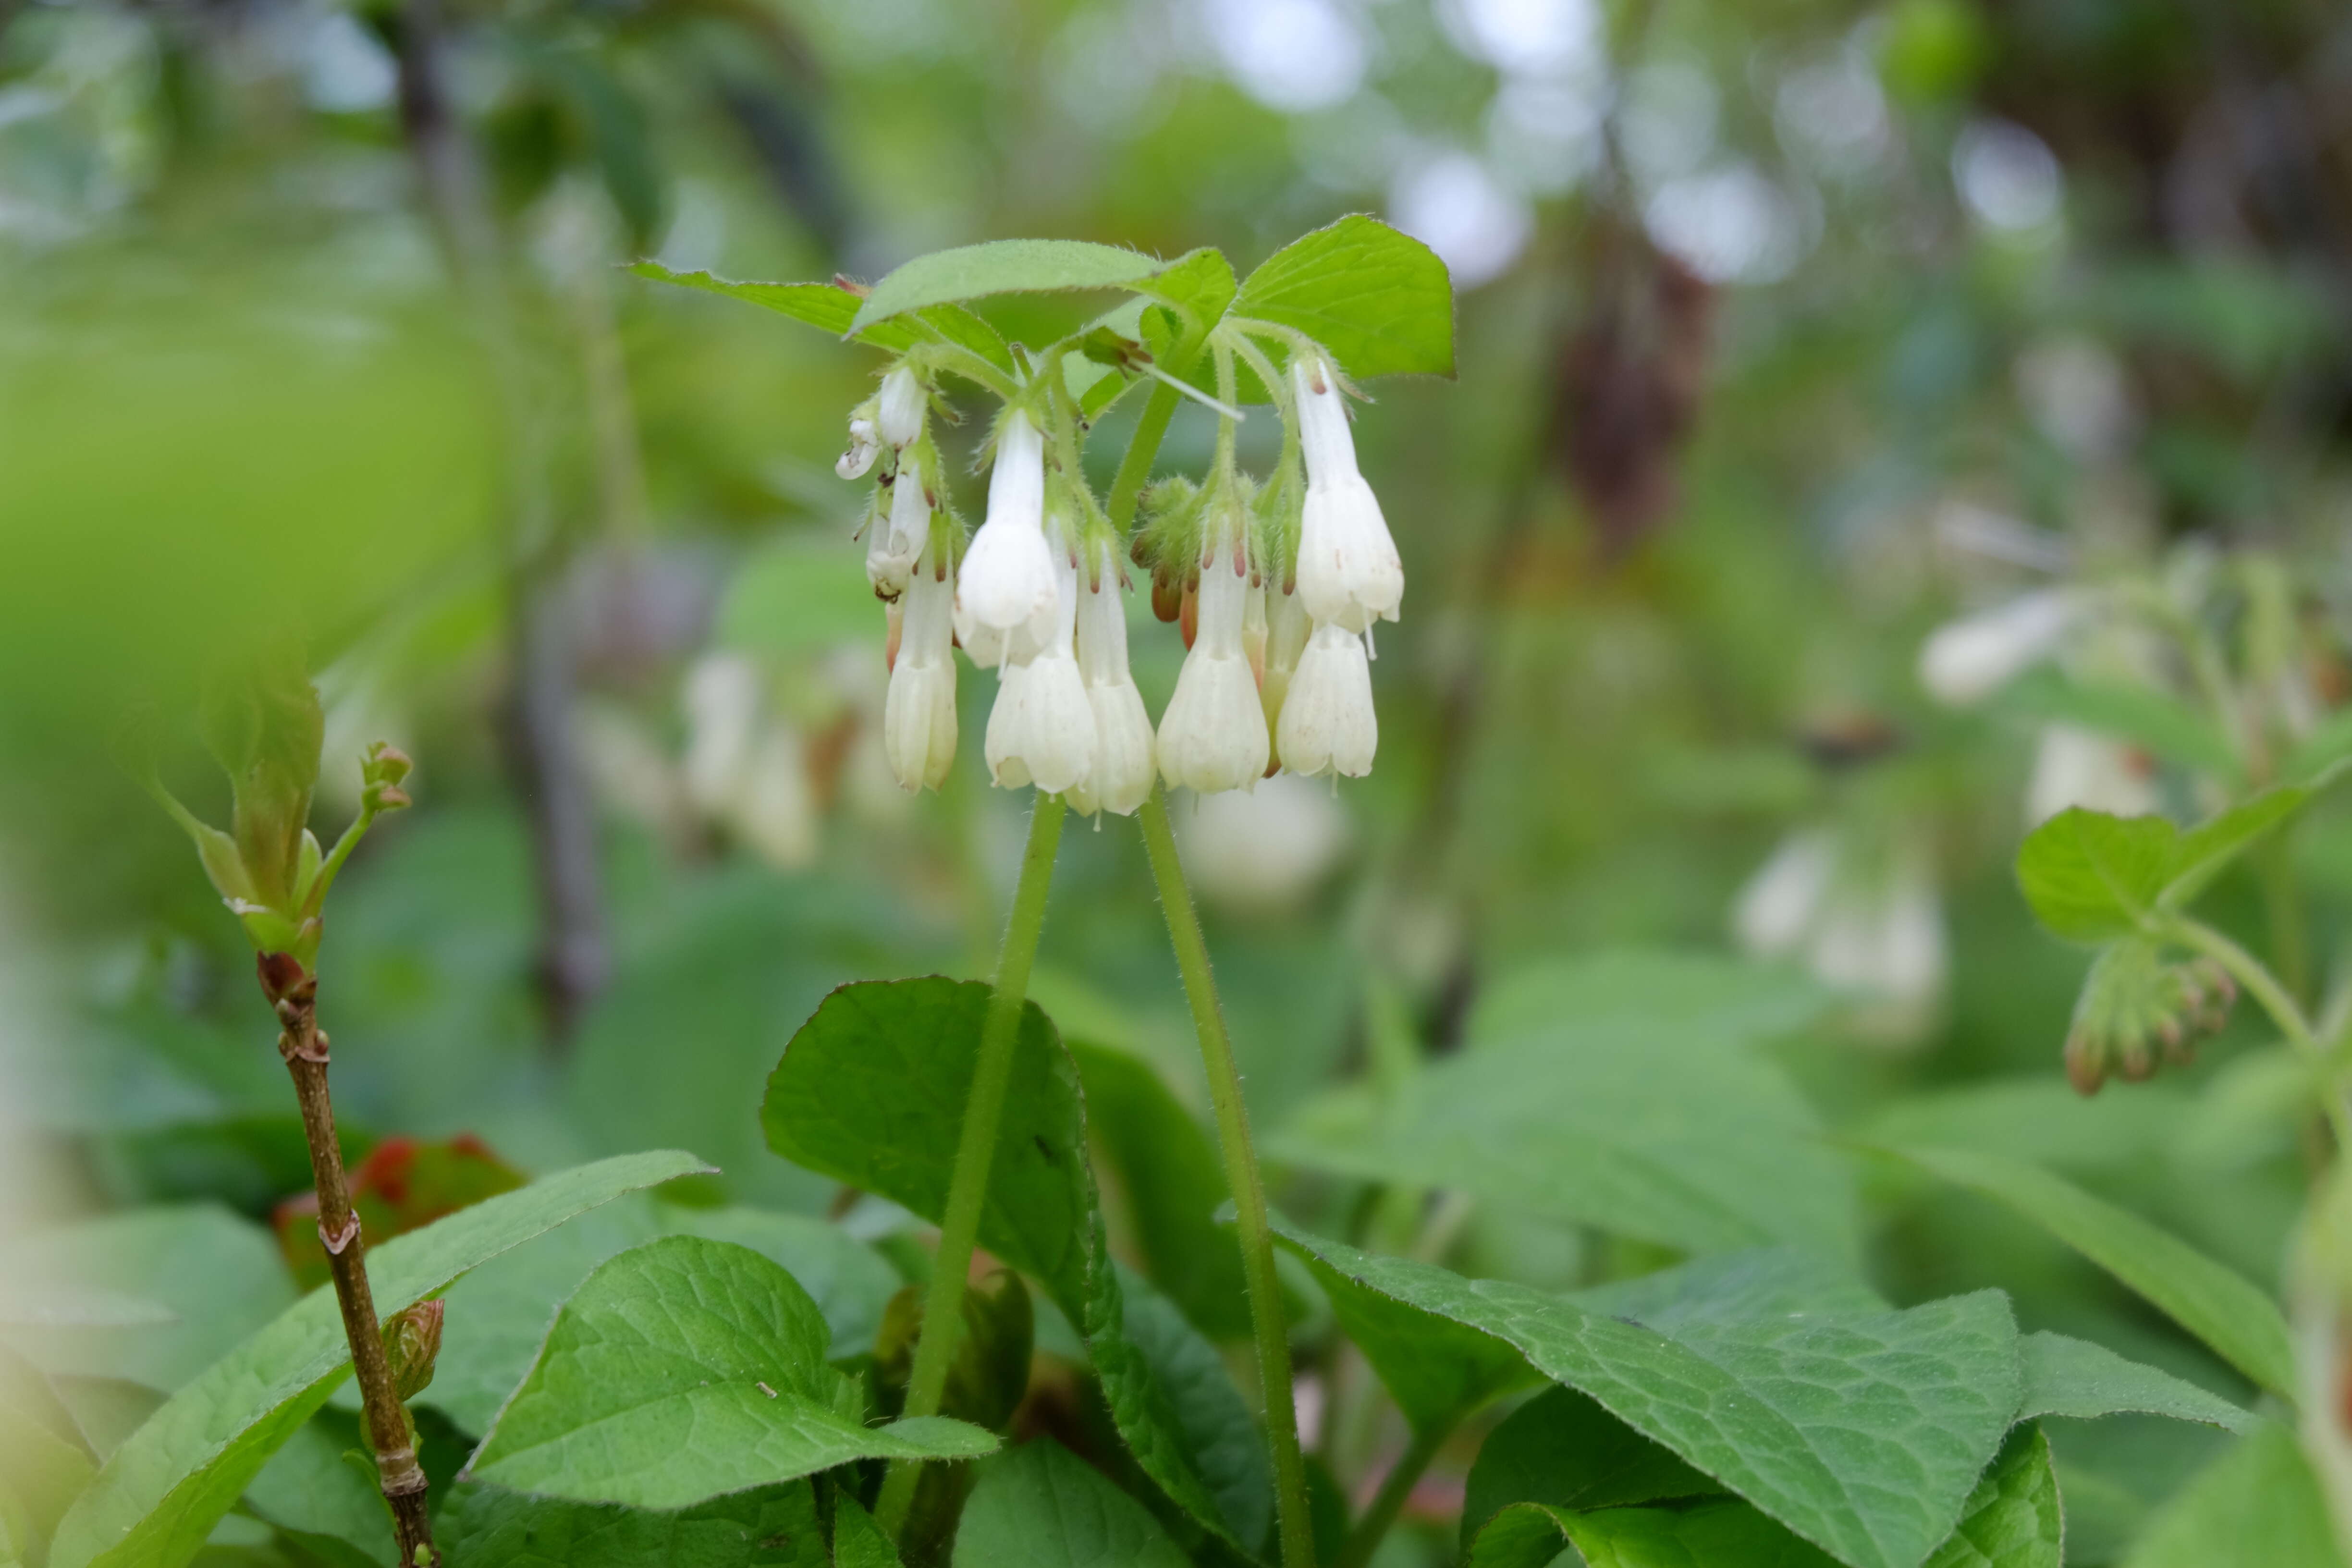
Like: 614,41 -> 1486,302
257,956 -> 437,1567
2170,917 -> 2352,1147
876,792 -> 1066,1535
1334,1421 -> 1448,1568
1137,785 -> 1317,1568
1108,382 -> 1184,533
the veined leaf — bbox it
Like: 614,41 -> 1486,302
1882,1144 -> 2295,1398
951,1441 -> 1191,1568
463,1237 -> 992,1509
629,264 -> 1015,376
829,1494 -> 901,1568
1468,1499 -> 1841,1568
47,1149 -> 710,1568
1461,1385 -> 1718,1548
761,978 -> 1270,1554
1232,215 -> 1455,380
1273,1223 -> 2018,1568
1286,1237 -> 1537,1437
2017,789 -> 2311,942
1921,1424 -> 2063,1568
849,240 -> 1170,334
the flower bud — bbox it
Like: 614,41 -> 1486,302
1292,354 -> 1402,633
2061,941 -> 2235,1094
877,365 -> 928,449
836,414 -> 880,480
383,1299 -> 443,1403
1067,544 -> 1156,817
956,410 -> 1057,635
1917,588 -> 2080,706
1158,537 -> 1270,794
984,547 -> 1095,796
884,548 -> 959,793
1276,622 -> 1377,779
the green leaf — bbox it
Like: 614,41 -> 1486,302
1881,1145 -> 2296,1398
47,1150 -> 709,1568
1469,949 -> 1831,1048
829,1494 -> 901,1568
2016,810 -> 2181,941
464,1237 -> 993,1509
1232,215 -> 1456,380
0,1347 -> 98,1561
1271,1223 -> 2020,1568
761,979 -> 1267,1555
1269,1011 -> 1857,1259
713,539 -> 880,667
878,1269 -> 1033,1567
1066,1041 -> 1248,1341
628,264 -> 1016,376
1469,1499 -> 1842,1568
2017,790 -> 2312,941
1461,1385 -> 1718,1548
950,1441 -> 1192,1568
1286,1237 -> 1536,1437
0,1290 -> 175,1332
849,240 -> 1170,335
1996,670 -> 2242,781
2015,1332 -> 2253,1432
2123,1424 -> 2343,1568
1922,1424 -> 2062,1568
238,1411 -> 392,1568
436,1478 -> 828,1568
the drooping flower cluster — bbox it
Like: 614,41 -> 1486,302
833,340 -> 1400,809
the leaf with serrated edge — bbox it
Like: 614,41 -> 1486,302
952,1440 -> 1192,1568
1233,214 -> 1455,380
1272,1222 -> 2019,1568
464,1237 -> 992,1509
849,240 -> 1167,334
1922,1424 -> 2061,1568
762,978 -> 1264,1553
1287,1237 -> 1536,1436
1883,1145 -> 2295,1398
48,1150 -> 710,1568
2016,1332 -> 2253,1432
830,1493 -> 901,1568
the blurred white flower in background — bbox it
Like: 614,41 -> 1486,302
1201,0 -> 1367,113
1774,41 -> 1890,176
1645,163 -> 1804,285
1954,118 -> 2063,232
2015,337 -> 2132,462
1438,0 -> 1603,78
1389,149 -> 1531,289
1917,587 -> 2082,704
1178,772 -> 1353,913
670,652 -> 819,869
2025,724 -> 2159,826
299,9 -> 396,115
1734,828 -> 1948,1043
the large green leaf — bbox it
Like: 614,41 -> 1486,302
237,1410 -> 391,1567
436,1478 -> 828,1568
1461,1385 -> 1718,1548
1066,1041 -> 1248,1341
2017,791 -> 2310,941
1273,1224 -> 2019,1568
1468,1499 -> 1841,1568
1231,215 -> 1455,380
1270,1014 -> 1857,1259
849,240 -> 1169,334
829,1494 -> 902,1568
1468,950 -> 1830,1048
463,1237 -> 992,1509
2123,1424 -> 2343,1568
0,1346 -> 97,1562
628,264 -> 1016,375
425,1197 -> 901,1439
1921,1424 -> 2062,1568
1883,1145 -> 2295,1397
950,1441 -> 1191,1568
1286,1237 -> 1536,1437
47,1150 -> 709,1568
2015,1332 -> 2252,1431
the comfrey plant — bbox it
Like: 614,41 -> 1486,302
641,225 -> 1446,1568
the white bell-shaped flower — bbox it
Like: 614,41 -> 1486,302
877,366 -> 927,449
984,546 -> 1095,796
836,415 -> 879,480
1276,622 -> 1376,778
1158,539 -> 1271,793
1917,588 -> 2080,705
955,409 -> 1057,637
883,546 -> 959,793
865,453 -> 930,600
1293,354 -> 1402,632
1066,545 -> 1156,817
1259,585 -> 1311,752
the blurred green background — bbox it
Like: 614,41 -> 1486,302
2,0 -> 2348,1559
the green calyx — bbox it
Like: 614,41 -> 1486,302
2064,937 -> 2236,1093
